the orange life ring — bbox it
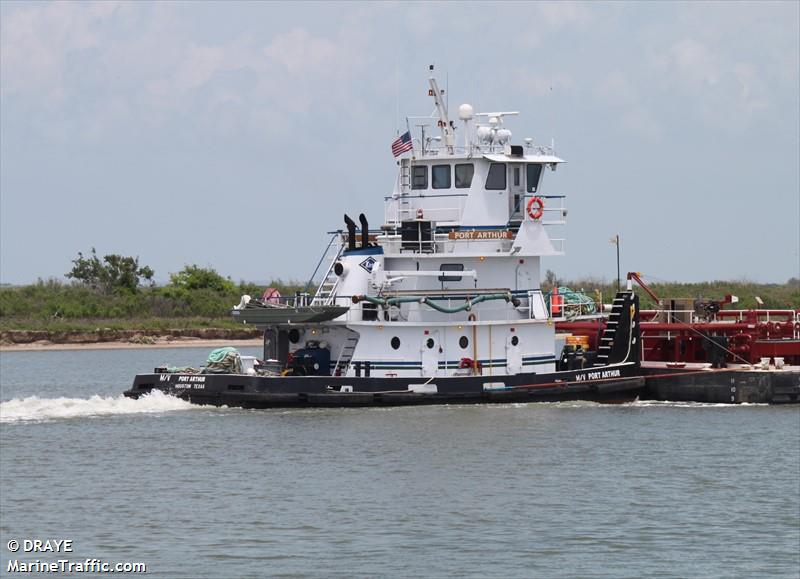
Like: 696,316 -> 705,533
527,196 -> 544,220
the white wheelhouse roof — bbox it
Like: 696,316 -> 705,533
483,153 -> 564,164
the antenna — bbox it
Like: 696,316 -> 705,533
415,123 -> 430,155
395,58 -> 400,135
428,64 -> 455,153
474,111 -> 520,120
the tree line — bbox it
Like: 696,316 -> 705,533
1,249 -> 303,327
1,251 -> 797,330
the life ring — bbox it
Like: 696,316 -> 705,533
527,196 -> 544,220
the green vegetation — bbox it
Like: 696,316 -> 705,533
1,252 -> 304,334
169,264 -> 236,294
1,249 -> 797,336
542,271 -> 800,310
66,248 -> 154,294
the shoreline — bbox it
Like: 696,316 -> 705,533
0,338 -> 263,353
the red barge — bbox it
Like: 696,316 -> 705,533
556,273 -> 800,404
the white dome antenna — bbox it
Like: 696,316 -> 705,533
476,126 -> 493,143
458,104 -> 474,148
496,128 -> 512,144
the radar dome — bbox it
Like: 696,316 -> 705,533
496,129 -> 512,144
476,126 -> 492,143
458,104 -> 474,120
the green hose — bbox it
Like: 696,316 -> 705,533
355,292 -> 519,314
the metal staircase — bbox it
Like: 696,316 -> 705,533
593,291 -> 639,366
333,336 -> 359,376
309,235 -> 345,306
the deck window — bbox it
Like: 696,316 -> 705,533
485,163 -> 506,190
411,165 -> 428,190
526,163 -> 543,193
438,263 -> 464,282
455,164 -> 474,188
432,165 -> 451,189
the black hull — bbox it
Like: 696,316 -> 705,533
125,363 -> 645,408
641,366 -> 800,404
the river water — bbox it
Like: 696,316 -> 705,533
1,347 -> 798,578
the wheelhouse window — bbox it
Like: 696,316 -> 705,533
485,163 -> 506,190
411,165 -> 428,190
526,163 -> 543,193
455,164 -> 474,188
432,165 -> 451,189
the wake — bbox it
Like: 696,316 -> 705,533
626,398 -> 768,408
0,390 -> 196,424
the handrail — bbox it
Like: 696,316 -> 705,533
304,233 -> 340,293
384,193 -> 469,200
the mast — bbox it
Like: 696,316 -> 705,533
428,65 -> 455,153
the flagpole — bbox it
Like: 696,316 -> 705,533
405,117 -> 413,156
395,59 -> 400,136
617,235 -> 620,292
611,234 -> 620,292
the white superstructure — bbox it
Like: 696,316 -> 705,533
267,67 -> 574,379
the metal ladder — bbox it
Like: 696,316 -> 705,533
309,234 -> 345,306
593,293 -> 626,366
398,158 -> 412,222
333,336 -> 359,376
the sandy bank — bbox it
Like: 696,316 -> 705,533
0,338 -> 263,352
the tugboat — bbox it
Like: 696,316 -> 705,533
125,66 -> 646,407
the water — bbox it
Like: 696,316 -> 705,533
1,348 -> 798,578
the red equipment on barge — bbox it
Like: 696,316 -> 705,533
556,272 -> 800,367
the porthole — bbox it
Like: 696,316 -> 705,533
459,336 -> 469,349
391,337 -> 401,350
426,338 -> 435,349
511,335 -> 519,346
288,329 -> 301,343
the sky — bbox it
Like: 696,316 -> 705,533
1,1 -> 798,286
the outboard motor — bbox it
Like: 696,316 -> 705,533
344,214 -> 357,251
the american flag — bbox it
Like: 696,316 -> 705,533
391,131 -> 413,157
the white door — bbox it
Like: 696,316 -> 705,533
506,333 -> 523,374
509,164 -> 525,219
516,267 -> 532,291
421,332 -> 440,376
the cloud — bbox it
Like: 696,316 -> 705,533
595,71 -> 638,107
1,2 -> 372,141
639,2 -> 798,133
592,71 -> 663,139
652,37 -> 774,131
537,1 -> 591,29
620,106 -> 662,140
0,1 -> 121,103
516,72 -> 574,98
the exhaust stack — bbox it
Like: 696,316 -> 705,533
343,214 -> 357,251
358,213 -> 369,248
